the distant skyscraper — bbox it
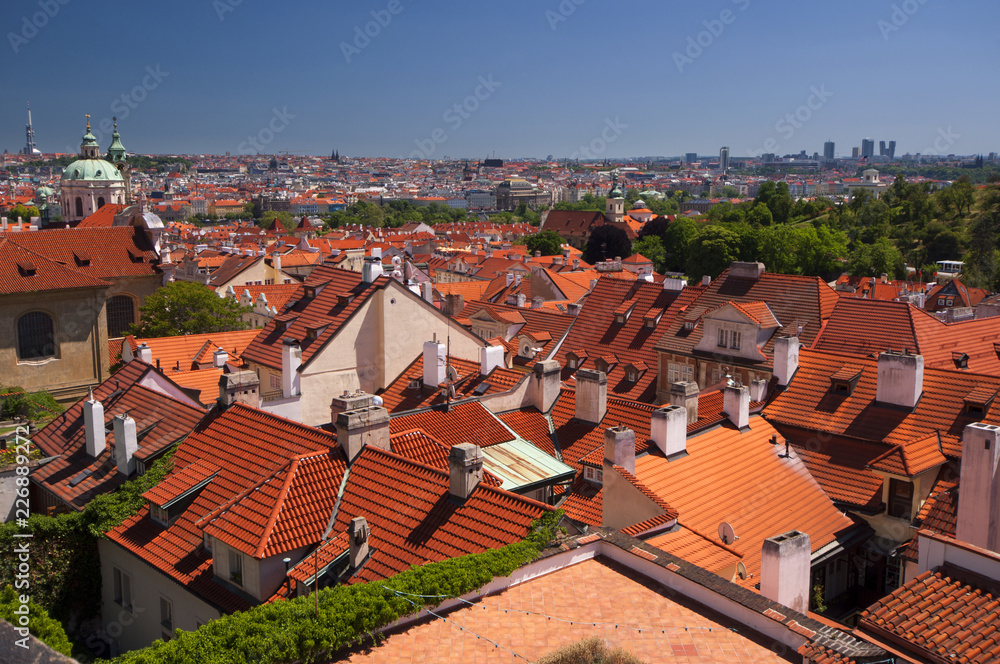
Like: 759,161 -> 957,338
879,140 -> 887,157
22,101 -> 38,155
887,141 -> 896,160
852,146 -> 861,159
861,138 -> 875,160
685,152 -> 698,164
719,146 -> 730,172
823,141 -> 835,160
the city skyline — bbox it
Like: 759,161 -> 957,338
2,0 -> 997,158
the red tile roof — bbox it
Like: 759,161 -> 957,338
0,226 -> 159,279
0,237 -> 111,294
378,354 -> 524,413
389,401 -> 515,448
388,429 -> 502,487
496,408 -> 555,458
77,203 -> 127,228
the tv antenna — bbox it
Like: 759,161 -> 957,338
718,522 -> 739,546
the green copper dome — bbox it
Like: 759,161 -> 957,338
107,118 -> 127,163
61,158 -> 124,182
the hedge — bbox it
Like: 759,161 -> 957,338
0,585 -> 74,656
106,509 -> 564,664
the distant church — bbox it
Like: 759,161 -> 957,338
59,115 -> 132,224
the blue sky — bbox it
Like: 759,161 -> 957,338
2,0 -> 997,158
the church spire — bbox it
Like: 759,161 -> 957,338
80,114 -> 99,158
107,116 -> 127,164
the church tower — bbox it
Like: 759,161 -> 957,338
605,173 -> 624,224
60,114 -> 127,223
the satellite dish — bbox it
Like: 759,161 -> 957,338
718,522 -> 739,545
736,561 -> 748,580
446,365 -> 459,382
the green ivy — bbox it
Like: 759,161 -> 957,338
105,510 -> 563,664
0,585 -> 74,656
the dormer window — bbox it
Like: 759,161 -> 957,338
583,466 -> 603,484
683,320 -> 697,332
830,365 -> 863,395
952,352 -> 969,369
615,313 -> 626,324
718,329 -> 728,348
627,369 -> 637,382
963,384 -> 996,415
729,331 -> 742,350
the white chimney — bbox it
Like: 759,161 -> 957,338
336,406 -> 390,463
575,370 -> 607,424
876,350 -> 923,409
281,338 -> 301,398
956,422 -> 1000,553
480,345 -> 504,377
212,347 -> 229,368
274,252 -> 282,272
749,378 -> 767,402
362,256 -> 384,283
723,384 -> 750,429
773,337 -> 799,387
604,426 -> 636,475
423,337 -> 446,387
136,343 -> 153,364
114,413 -> 138,476
572,259 -> 580,269
515,293 -> 526,308
701,275 -> 711,287
349,516 -> 370,568
532,359 -> 562,412
421,281 -> 434,304
371,247 -> 382,259
651,405 -> 687,457
669,381 -> 699,424
449,443 -> 484,501
663,276 -> 686,291
760,530 -> 811,614
83,388 -> 106,458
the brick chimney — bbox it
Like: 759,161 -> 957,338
876,350 -> 923,409
531,359 -> 561,413
336,406 -> 390,463
575,370 -> 607,424
604,426 -> 636,475
114,413 -> 138,476
219,371 -> 260,408
723,384 -> 750,429
83,387 -> 106,458
760,530 -> 811,614
956,422 -> 1000,553
651,406 -> 687,457
349,516 -> 370,569
423,336 -> 446,387
441,293 -> 464,316
281,338 -> 301,398
448,443 -> 484,501
330,390 -> 374,422
773,337 -> 799,387
669,381 -> 699,424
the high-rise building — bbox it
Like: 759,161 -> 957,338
879,140 -> 887,157
22,100 -> 39,155
861,138 -> 875,160
888,141 -> 896,160
685,152 -> 698,164
823,141 -> 835,160
719,146 -> 730,172
852,146 -> 861,159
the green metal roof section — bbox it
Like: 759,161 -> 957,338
481,438 -> 575,493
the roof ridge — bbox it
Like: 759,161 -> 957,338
256,456 -> 302,558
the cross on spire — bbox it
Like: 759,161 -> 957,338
85,113 -> 91,131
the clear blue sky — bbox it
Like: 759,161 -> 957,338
2,0 -> 997,158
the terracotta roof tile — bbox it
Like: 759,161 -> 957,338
378,354 -> 523,413
389,401 -> 515,448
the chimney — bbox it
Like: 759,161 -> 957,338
441,293 -> 464,316
349,516 -> 370,568
575,369 -> 607,424
480,345 -> 504,377
880,272 -> 888,284
562,246 -> 571,261
723,384 -> 750,429
515,293 -> 526,308
448,443 -> 484,501
361,256 -> 383,283
218,370 -> 260,408
330,390 -> 374,421
274,252 -> 282,272
773,337 -> 799,387
749,378 -> 767,402
421,281 -> 434,304
876,350 -> 923,409
136,343 -> 153,363
423,336 -> 446,387
701,275 -> 711,287
566,303 -> 581,316
760,530 -> 811,614
663,276 -> 686,291
572,258 -> 580,269
281,338 -> 302,398
83,388 -> 106,457
668,381 -> 699,424
336,406 -> 390,463
114,413 -> 138,476
729,261 -> 765,280
506,273 -> 514,287
604,426 -> 636,475
212,347 -> 229,368
651,405 -> 687,457
956,422 -> 1000,553
530,359 -> 561,413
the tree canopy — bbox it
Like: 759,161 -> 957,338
129,281 -> 250,337
583,224 -> 632,264
524,230 -> 564,256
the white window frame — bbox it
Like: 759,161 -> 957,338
717,329 -> 728,348
229,548 -> 244,587
730,330 -> 742,350
667,363 -> 680,384
113,567 -> 133,612
681,365 -> 694,383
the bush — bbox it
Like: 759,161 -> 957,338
536,636 -> 647,664
0,585 -> 74,656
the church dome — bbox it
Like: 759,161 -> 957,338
61,158 -> 124,182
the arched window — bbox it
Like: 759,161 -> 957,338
75,197 -> 83,218
97,196 -> 106,208
106,295 -> 135,338
17,311 -> 55,360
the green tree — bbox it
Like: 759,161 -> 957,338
745,202 -> 773,227
686,225 -> 740,280
524,230 -> 564,256
5,204 -> 40,221
0,586 -> 73,656
848,237 -> 906,279
583,224 -> 632,264
632,236 -> 667,273
257,211 -> 295,231
964,183 -> 1000,288
662,217 -> 699,272
129,281 -> 250,337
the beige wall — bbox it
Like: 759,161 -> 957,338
98,538 -> 221,655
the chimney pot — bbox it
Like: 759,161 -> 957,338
212,346 -> 229,368
114,413 -> 138,476
84,391 -> 106,457
760,530 -> 811,614
575,370 -> 607,424
603,426 -> 636,475
723,384 -> 750,429
448,443 -> 484,500
651,406 -> 687,457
